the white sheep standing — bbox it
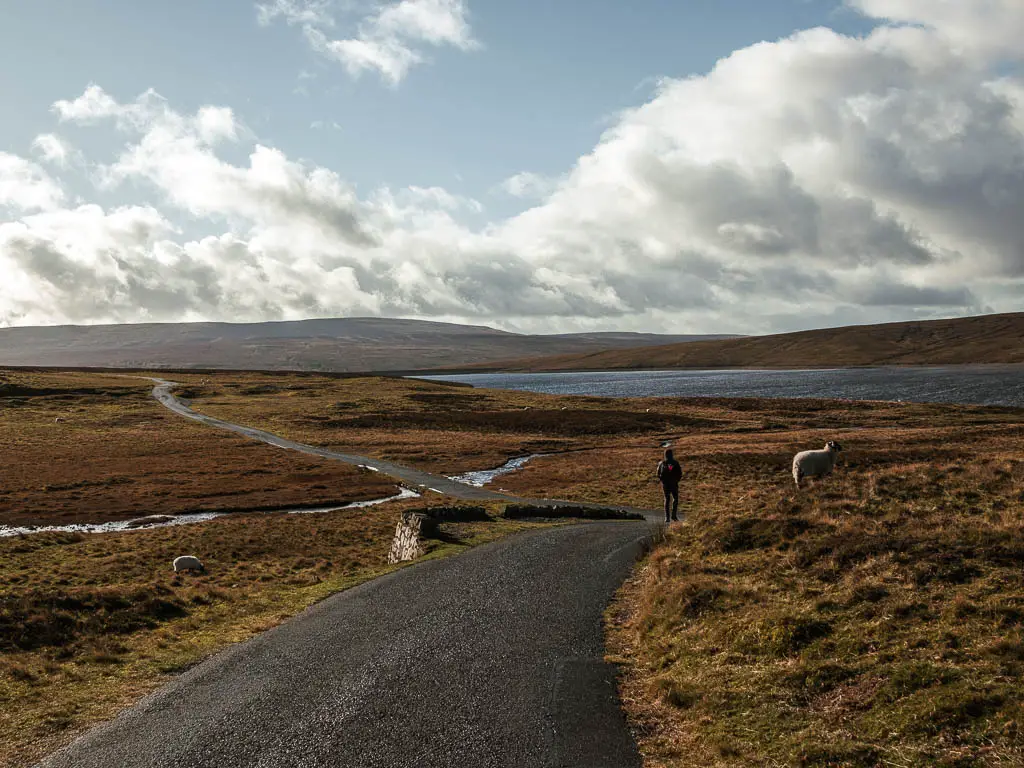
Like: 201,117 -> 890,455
792,441 -> 844,488
173,555 -> 205,573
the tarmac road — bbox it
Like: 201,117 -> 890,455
37,522 -> 652,768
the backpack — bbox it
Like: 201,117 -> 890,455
659,459 -> 682,484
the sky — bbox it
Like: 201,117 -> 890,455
0,0 -> 1022,335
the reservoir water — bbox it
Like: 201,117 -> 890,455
423,366 -> 1024,408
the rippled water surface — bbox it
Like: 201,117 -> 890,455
447,455 -> 542,487
423,367 -> 1024,408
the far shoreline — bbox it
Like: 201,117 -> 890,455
415,365 -> 1024,410
412,362 -> 1024,377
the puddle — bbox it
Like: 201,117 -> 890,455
448,455 -> 544,487
0,487 -> 422,538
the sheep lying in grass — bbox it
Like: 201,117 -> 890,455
173,555 -> 204,573
792,441 -> 843,488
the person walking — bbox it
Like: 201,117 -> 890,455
657,448 -> 683,523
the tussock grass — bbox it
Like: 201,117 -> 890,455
607,429 -> 1024,767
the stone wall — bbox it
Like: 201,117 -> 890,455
502,504 -> 646,521
386,506 -> 490,564
420,505 -> 489,522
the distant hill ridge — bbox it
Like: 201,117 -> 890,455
0,317 -> 737,372
442,313 -> 1024,372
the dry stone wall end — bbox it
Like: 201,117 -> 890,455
385,506 -> 489,564
387,512 -> 430,564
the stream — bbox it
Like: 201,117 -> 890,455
0,455 -> 546,538
446,454 -> 543,487
3,455 -> 549,538
0,488 -> 422,538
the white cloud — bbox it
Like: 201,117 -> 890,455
499,172 -> 558,200
387,185 -> 483,213
31,134 -> 75,168
487,10 -> 1024,328
0,153 -> 65,212
55,86 -> 237,148
256,0 -> 335,28
262,0 -> 478,85
195,106 -> 239,145
52,84 -> 123,122
5,2 -> 1024,332
372,0 -> 476,48
849,0 -> 1024,57
53,84 -> 168,132
307,28 -> 421,85
92,100 -> 375,245
0,204 -> 189,326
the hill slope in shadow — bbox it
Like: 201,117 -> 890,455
0,317 -> 737,372
441,313 -> 1024,372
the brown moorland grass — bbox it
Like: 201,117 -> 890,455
0,370 -> 396,526
599,415 -> 1024,766
185,374 -> 739,474
7,369 -> 1024,766
0,495 -> 555,767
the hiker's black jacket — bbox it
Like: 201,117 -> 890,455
657,459 -> 683,486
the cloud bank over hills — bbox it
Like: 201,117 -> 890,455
1,0 -> 1022,335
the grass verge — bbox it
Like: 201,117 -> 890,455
606,423 -> 1024,767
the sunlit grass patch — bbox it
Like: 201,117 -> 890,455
608,436 -> 1024,767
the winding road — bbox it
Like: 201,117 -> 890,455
151,378 -> 657,518
36,380 -> 659,768
151,379 -> 516,502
